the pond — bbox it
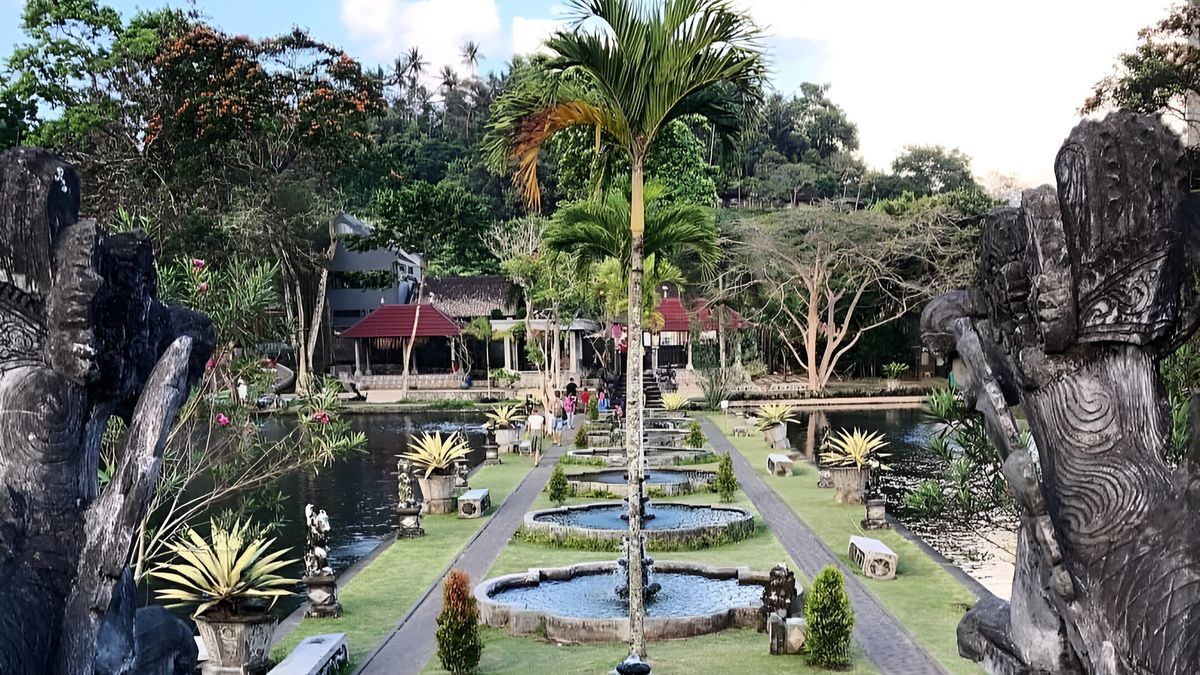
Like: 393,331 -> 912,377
784,406 -> 941,515
149,411 -> 490,619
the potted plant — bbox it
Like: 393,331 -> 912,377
661,393 -> 689,414
819,427 -> 891,504
755,404 -> 798,449
489,368 -> 521,389
484,404 -> 525,449
151,520 -> 297,675
882,362 -> 909,391
401,431 -> 472,514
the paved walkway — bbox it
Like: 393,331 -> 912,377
355,434 -> 571,675
699,418 -> 949,675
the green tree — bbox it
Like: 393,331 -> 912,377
483,0 -> 765,656
684,421 -> 705,449
362,179 -> 495,276
548,463 -> 571,506
436,569 -> 484,674
715,452 -> 738,502
890,145 -> 978,195
804,565 -> 854,668
462,317 -> 495,395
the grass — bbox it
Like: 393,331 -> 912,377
421,627 -> 877,674
270,454 -> 538,669
704,414 -> 983,675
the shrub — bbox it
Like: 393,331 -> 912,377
586,397 -> 599,421
684,421 -> 705,449
882,362 -> 910,380
804,565 -> 854,668
547,464 -> 571,506
436,569 -> 483,674
574,423 -> 590,449
715,453 -> 739,503
903,480 -> 945,518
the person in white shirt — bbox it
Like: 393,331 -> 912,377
526,405 -> 545,465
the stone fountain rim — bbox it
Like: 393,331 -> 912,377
523,501 -> 754,536
473,560 -> 770,644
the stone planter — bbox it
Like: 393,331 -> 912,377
494,427 -> 519,449
885,379 -> 898,392
418,473 -> 456,514
862,498 -> 890,530
763,423 -> 789,450
828,467 -> 869,504
195,614 -> 276,675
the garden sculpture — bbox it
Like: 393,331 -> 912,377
759,563 -> 799,633
396,458 -> 425,538
302,503 -> 341,618
0,149 -> 214,674
922,112 -> 1200,674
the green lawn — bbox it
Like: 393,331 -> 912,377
270,454 -> 538,668
704,414 -> 983,675
422,627 -> 877,675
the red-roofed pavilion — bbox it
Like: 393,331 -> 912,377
341,304 -> 460,376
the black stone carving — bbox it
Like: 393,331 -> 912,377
0,149 -> 214,674
922,112 -> 1200,674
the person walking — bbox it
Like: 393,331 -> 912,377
580,387 -> 591,410
524,394 -> 535,417
527,404 -> 544,465
564,391 -> 577,429
551,392 -> 565,446
566,377 -> 578,398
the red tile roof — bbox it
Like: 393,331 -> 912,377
693,300 -> 752,331
340,304 -> 460,338
654,296 -> 692,333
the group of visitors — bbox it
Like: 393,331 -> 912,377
518,377 -> 626,466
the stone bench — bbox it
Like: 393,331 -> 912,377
848,535 -> 897,580
267,632 -> 348,675
458,488 -> 491,518
767,454 -> 794,476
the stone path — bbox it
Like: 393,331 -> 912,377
699,417 -> 950,675
355,434 -> 570,675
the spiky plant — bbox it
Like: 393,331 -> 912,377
819,427 -> 891,471
484,404 -> 525,429
150,519 -> 297,619
660,393 -> 690,411
401,431 -> 472,477
754,403 -> 798,430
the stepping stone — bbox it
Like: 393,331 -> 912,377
848,535 -> 898,580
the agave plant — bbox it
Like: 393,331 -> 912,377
484,404 -> 525,429
820,428 -> 892,471
401,431 -> 472,477
660,393 -> 689,411
151,520 -> 297,619
755,403 -> 798,430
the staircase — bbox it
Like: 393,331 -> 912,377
642,370 -> 663,410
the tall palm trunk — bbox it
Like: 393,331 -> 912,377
626,154 -> 647,658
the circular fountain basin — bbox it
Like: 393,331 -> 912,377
475,561 -> 768,643
567,468 -> 716,496
523,502 -> 754,549
567,447 -> 715,468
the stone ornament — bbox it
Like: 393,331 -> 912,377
0,150 -> 214,674
396,458 -> 425,538
921,112 -> 1200,674
302,504 -> 341,619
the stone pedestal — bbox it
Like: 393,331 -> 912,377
397,507 -> 425,538
767,614 -> 807,655
861,498 -> 890,530
484,443 -> 500,465
816,470 -> 833,488
303,575 -> 342,618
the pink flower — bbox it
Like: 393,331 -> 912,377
198,282 -> 209,295
205,357 -> 215,370
192,258 -> 206,270
216,413 -> 230,427
312,411 -> 332,425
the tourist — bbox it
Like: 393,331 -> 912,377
566,377 -> 578,398
527,404 -> 544,466
597,390 -> 609,412
551,392 -> 565,446
523,394 -> 535,417
580,387 -> 591,410
563,390 -> 576,429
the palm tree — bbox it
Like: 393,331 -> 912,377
439,65 -> 459,133
460,40 -> 482,76
483,0 -> 764,660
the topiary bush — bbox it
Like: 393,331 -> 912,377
684,420 -> 705,448
548,463 -> 571,506
715,452 -> 739,503
436,569 -> 483,674
586,397 -> 599,421
575,423 -> 590,448
804,565 -> 854,668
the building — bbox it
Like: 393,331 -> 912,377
328,213 -> 422,333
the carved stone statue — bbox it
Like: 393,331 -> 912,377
0,149 -> 214,674
922,112 -> 1200,674
759,563 -> 799,632
302,504 -> 341,618
454,459 -> 470,490
396,458 -> 424,538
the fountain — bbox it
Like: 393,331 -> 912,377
523,502 -> 754,549
566,468 -> 715,497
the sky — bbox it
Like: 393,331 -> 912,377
0,0 -> 1179,186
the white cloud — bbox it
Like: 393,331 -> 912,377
340,0 -> 502,78
512,16 -> 562,57
737,0 -> 1176,185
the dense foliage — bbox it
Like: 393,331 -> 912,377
803,565 -> 854,668
436,569 -> 484,674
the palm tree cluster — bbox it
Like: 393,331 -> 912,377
385,40 -> 499,138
